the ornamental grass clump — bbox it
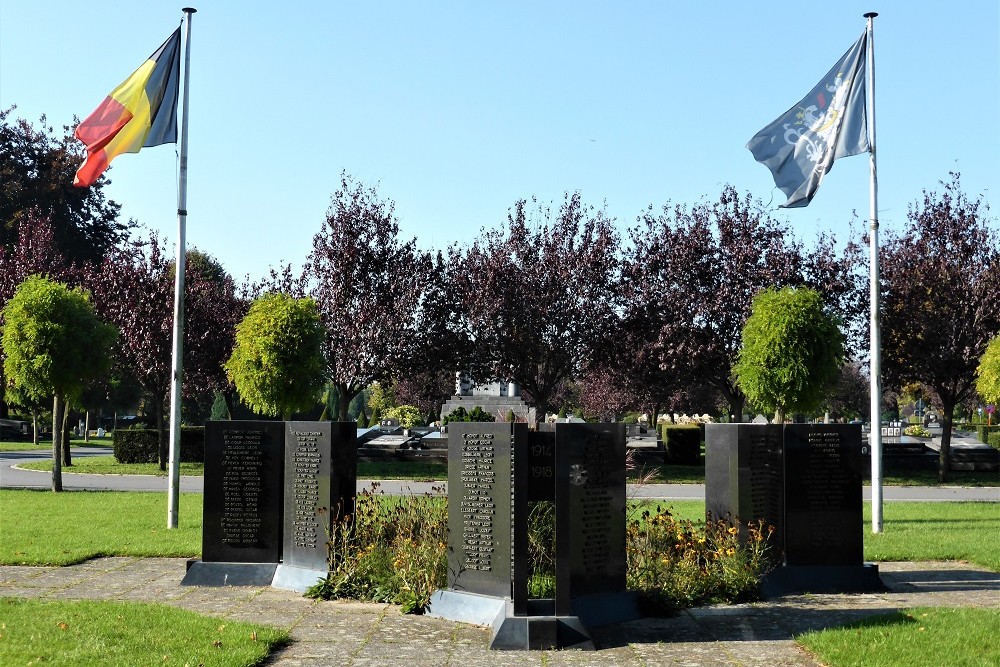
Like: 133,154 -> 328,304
626,505 -> 774,613
306,483 -> 447,614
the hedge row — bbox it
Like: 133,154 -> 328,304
988,431 -> 1000,451
976,425 -> 1000,444
659,424 -> 703,465
113,427 -> 205,464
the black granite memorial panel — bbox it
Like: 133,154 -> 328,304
202,420 -> 284,563
447,422 -> 514,597
555,423 -> 626,616
783,424 -> 864,566
282,422 -> 330,571
705,424 -> 784,550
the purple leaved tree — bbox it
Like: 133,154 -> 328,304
880,174 -> 1000,482
454,193 -> 621,422
304,174 -> 431,422
88,235 -> 236,468
626,186 -> 862,422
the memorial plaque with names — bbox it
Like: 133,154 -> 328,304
555,422 -> 626,615
783,424 -> 864,566
705,424 -> 784,550
202,420 -> 284,563
281,422 -> 356,572
447,422 -> 514,596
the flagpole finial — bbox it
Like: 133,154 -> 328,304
864,12 -> 878,18
182,7 -> 197,13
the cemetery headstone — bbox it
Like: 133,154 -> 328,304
705,423 -> 784,547
431,421 -> 636,650
183,420 -> 285,586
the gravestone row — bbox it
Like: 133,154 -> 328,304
182,420 -> 356,592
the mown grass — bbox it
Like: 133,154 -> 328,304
0,490 -> 201,565
797,607 -> 1000,667
864,501 -> 1000,571
0,598 -> 287,667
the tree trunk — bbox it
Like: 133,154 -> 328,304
938,402 -> 954,483
223,388 -> 237,420
774,407 -> 786,424
337,384 -> 357,423
62,409 -> 72,467
32,410 -> 39,447
51,395 -> 64,492
154,400 -> 167,471
84,411 -> 90,443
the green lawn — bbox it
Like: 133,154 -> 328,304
0,598 -> 287,667
0,490 -> 202,565
864,501 -> 1000,570
798,607 -> 1000,667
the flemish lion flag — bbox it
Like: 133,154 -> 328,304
74,28 -> 181,187
747,32 -> 869,208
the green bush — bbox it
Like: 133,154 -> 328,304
441,406 -> 496,425
976,425 -> 1000,443
660,424 -> 702,465
904,424 -> 931,438
988,432 -> 1000,450
384,404 -> 424,429
112,428 -> 205,464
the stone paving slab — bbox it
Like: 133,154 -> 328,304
0,558 -> 997,666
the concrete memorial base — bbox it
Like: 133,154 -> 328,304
180,560 -> 278,587
428,591 -> 642,651
272,563 -> 329,593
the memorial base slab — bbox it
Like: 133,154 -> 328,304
429,592 -> 643,651
272,564 -> 329,593
761,563 -> 883,597
180,561 -> 278,587
427,589 -> 507,626
491,603 -> 593,651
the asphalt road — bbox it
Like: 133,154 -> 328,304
1,446 -> 997,501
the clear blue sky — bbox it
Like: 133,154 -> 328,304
2,2 -> 997,283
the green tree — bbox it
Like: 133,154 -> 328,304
1,275 -> 116,491
224,293 -> 326,420
976,334 -> 1000,406
734,287 -> 844,423
384,404 -> 423,429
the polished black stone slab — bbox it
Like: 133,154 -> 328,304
705,423 -> 784,550
783,423 -> 864,566
554,422 -> 626,616
447,422 -> 514,597
202,420 -> 284,563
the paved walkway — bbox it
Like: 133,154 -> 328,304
1,558 -> 997,666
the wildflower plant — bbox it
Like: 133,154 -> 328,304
306,482 -> 448,614
626,505 -> 774,613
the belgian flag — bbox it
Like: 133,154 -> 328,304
74,28 -> 181,187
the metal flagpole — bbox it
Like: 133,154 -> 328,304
168,7 -> 196,529
864,11 -> 883,534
